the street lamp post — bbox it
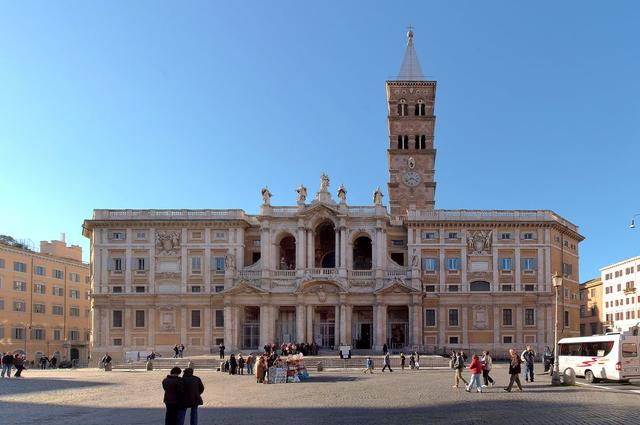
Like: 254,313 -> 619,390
630,214 -> 640,229
551,272 -> 563,386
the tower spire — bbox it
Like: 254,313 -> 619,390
397,28 -> 424,81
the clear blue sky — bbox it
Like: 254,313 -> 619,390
1,1 -> 638,279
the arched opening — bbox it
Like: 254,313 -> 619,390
415,135 -> 426,149
415,99 -> 426,116
397,99 -> 408,116
353,236 -> 372,270
315,221 -> 335,268
470,281 -> 491,292
278,234 -> 296,270
397,135 -> 409,150
70,348 -> 80,361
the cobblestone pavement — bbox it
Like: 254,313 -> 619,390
0,364 -> 638,425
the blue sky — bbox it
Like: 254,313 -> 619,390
0,1 -> 638,279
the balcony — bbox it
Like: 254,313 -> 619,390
624,287 -> 636,295
349,270 -> 374,279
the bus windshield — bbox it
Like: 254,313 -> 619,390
559,341 -> 614,357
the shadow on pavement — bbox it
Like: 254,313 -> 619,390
0,398 -> 635,425
0,378 -> 113,396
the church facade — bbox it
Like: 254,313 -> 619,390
83,32 -> 583,361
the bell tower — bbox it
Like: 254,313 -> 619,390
386,30 -> 437,215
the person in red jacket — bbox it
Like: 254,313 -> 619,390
465,354 -> 484,393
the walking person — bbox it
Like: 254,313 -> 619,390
414,352 -> 420,370
504,348 -> 524,392
481,351 -> 495,387
179,344 -> 185,359
178,368 -> 204,425
543,346 -> 553,373
229,354 -> 237,375
173,345 -> 180,359
400,352 -> 406,370
13,354 -> 25,378
100,353 -> 112,369
1,352 -> 14,378
452,351 -> 468,388
521,345 -> 536,383
238,355 -> 245,375
362,356 -> 374,373
219,344 -> 225,360
465,354 -> 484,393
381,352 -> 393,372
382,343 -> 388,355
50,355 -> 58,369
255,356 -> 266,383
162,366 -> 185,425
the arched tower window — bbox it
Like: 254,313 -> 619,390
314,220 -> 335,268
415,99 -> 426,116
397,135 -> 409,150
397,99 -> 408,116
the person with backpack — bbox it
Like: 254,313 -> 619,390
452,351 -> 468,388
505,348 -> 524,392
481,350 -> 495,387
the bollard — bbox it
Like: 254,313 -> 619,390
187,361 -> 194,369
146,361 -> 153,371
105,362 -> 112,372
317,362 -> 323,372
563,368 -> 576,385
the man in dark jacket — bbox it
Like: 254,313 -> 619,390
179,368 -> 204,425
219,344 -> 225,359
162,366 -> 185,425
1,353 -> 14,378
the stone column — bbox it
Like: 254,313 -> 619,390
493,304 -> 500,349
181,228 -> 188,293
103,308 -> 110,348
92,307 -> 101,348
297,226 -> 306,270
537,247 -> 544,291
462,306 -> 469,347
412,296 -> 422,346
307,229 -> 314,269
340,227 -> 347,271
148,307 -> 155,349
233,306 -> 241,349
259,303 -> 268,348
491,230 -> 498,292
373,303 -> 380,349
334,229 -> 340,268
180,307 -> 187,346
438,305 -> 446,348
306,304 -> 314,344
343,304 -> 353,346
101,247 -> 109,293
204,230 -> 211,294
537,305 -> 545,352
544,229 -> 552,293
516,305 -> 523,344
334,304 -> 340,346
124,307 -> 131,348
125,229 -> 132,293
375,303 -> 387,349
439,248 -> 446,292
236,227 -> 245,270
149,230 -> 156,294
204,306 -> 212,351
296,303 -> 305,343
339,302 -> 349,347
514,229 -> 521,292
461,239 -> 468,292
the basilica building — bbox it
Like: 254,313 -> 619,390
83,31 -> 582,361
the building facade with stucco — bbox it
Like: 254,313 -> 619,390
82,31 -> 583,361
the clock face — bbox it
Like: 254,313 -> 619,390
402,171 -> 422,187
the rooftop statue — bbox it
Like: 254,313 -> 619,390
261,187 -> 272,205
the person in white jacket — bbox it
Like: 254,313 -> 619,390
481,351 -> 495,387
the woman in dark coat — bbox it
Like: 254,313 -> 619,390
229,354 -> 237,375
180,368 -> 204,425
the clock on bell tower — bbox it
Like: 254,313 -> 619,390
386,30 -> 437,216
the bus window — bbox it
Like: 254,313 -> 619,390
622,343 -> 637,357
561,341 -> 614,357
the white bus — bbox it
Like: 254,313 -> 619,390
558,330 -> 640,383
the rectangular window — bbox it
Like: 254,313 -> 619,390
500,258 -> 512,271
215,310 -> 224,327
70,307 -> 80,317
112,286 -> 123,293
0,327 -> 4,338
448,336 -> 459,344
214,285 -> 224,293
69,272 -> 80,282
135,231 -> 147,240
422,258 -> 438,271
447,285 -> 459,292
53,329 -> 61,341
110,231 -> 125,240
501,285 -> 513,291
12,327 -> 25,340
33,303 -> 46,314
448,309 -> 459,327
191,256 -> 202,274
13,300 -> 25,312
447,232 -> 458,239
500,233 -> 512,240
215,257 -> 225,271
13,280 -> 26,291
33,328 -> 46,340
503,336 -> 513,344
135,286 -> 146,293
622,343 -> 638,358
191,310 -> 201,328
0,299 -> 3,310
113,258 -> 122,271
53,269 -> 64,279
34,265 -> 46,276
502,309 -> 513,326
33,283 -> 46,294
525,308 -> 535,326
113,338 -> 123,346
564,310 -> 570,328
447,258 -> 460,271
563,263 -> 573,277
213,231 -> 226,240
69,330 -> 80,341
521,258 -> 537,270
422,231 -> 437,240
425,309 -> 436,327
135,310 -> 145,327
524,284 -> 535,292
53,286 -> 64,296
424,285 -> 436,292
70,289 -> 80,299
136,257 -> 146,271
391,240 -> 404,246
0,258 -> 4,268
13,261 -> 27,272
53,305 -> 63,315
112,310 -> 123,327
522,232 -> 535,240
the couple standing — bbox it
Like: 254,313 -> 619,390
162,367 -> 205,425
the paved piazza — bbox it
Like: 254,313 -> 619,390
0,364 -> 638,424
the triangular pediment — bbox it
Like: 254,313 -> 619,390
374,280 -> 419,295
299,201 -> 341,217
295,279 -> 348,294
223,280 -> 267,295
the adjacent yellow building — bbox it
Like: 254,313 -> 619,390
580,277 -> 604,335
0,236 -> 91,364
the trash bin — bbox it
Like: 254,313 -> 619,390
146,361 -> 153,371
563,368 -> 576,385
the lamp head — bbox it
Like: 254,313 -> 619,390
630,219 -> 636,229
552,272 -> 563,288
